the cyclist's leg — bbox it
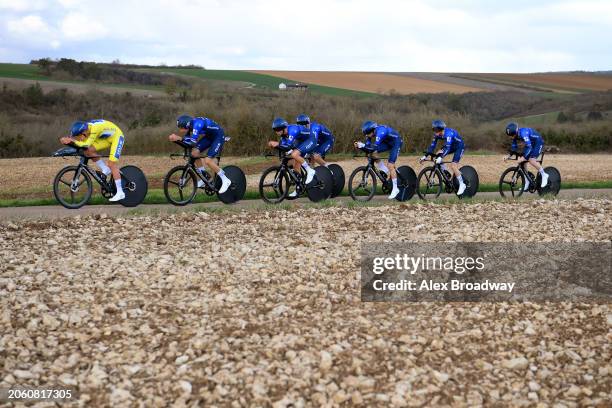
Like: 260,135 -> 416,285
375,141 -> 392,175
386,140 -> 402,198
312,140 -> 332,166
194,138 -> 212,175
449,145 -> 464,178
528,141 -> 548,186
294,138 -> 316,181
106,134 -> 125,201
89,139 -> 112,176
202,136 -> 225,174
450,144 -> 466,194
527,141 -> 544,171
386,140 -> 401,180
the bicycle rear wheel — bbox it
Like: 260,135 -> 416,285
538,166 -> 561,196
215,165 -> 247,204
53,166 -> 93,209
306,166 -> 333,202
164,165 -> 197,206
417,167 -> 442,200
327,164 -> 345,198
396,165 -> 417,201
348,166 -> 377,201
118,165 -> 148,207
457,165 -> 479,197
499,167 -> 525,198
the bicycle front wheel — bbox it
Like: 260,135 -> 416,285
259,166 -> 290,204
164,165 -> 197,206
499,167 -> 525,198
53,166 -> 93,209
348,166 -> 377,201
417,167 -> 442,200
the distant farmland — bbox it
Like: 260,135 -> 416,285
250,70 -> 483,94
2,62 -> 611,96
252,70 -> 612,95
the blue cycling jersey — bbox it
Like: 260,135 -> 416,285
364,125 -> 402,151
184,117 -> 224,144
310,122 -> 334,144
427,128 -> 464,156
511,127 -> 543,159
279,124 -> 312,149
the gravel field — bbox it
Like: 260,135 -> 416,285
1,154 -> 610,200
1,199 -> 611,406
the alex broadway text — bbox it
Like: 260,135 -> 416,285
372,279 -> 516,293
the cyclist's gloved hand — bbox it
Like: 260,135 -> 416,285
503,154 -> 511,161
435,156 -> 443,164
419,155 -> 427,163
356,142 -> 365,149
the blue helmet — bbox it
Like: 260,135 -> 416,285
506,122 -> 519,136
272,117 -> 288,131
176,114 -> 193,129
361,120 -> 377,135
432,119 -> 446,131
70,121 -> 88,136
296,114 -> 310,125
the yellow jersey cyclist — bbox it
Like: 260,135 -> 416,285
59,119 -> 126,202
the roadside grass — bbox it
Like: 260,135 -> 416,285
1,180 -> 611,208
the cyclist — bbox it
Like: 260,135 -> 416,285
354,120 -> 403,199
295,114 -> 335,167
168,115 -> 231,194
504,122 -> 548,190
419,119 -> 466,196
268,117 -> 317,191
59,119 -> 126,202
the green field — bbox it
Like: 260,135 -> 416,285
0,63 -> 46,80
148,68 -> 375,97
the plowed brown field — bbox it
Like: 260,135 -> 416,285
251,71 -> 482,94
464,73 -> 612,92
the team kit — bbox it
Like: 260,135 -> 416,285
59,115 -> 550,203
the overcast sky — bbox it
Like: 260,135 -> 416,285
1,0 -> 610,72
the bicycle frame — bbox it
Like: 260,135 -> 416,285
266,148 -> 306,192
170,140 -> 225,192
421,152 -> 456,192
56,147 -> 115,193
353,152 -> 391,185
506,151 -> 545,186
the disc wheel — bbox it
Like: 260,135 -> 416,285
53,165 -> 93,209
499,167 -> 525,198
537,166 -> 561,196
348,166 -> 377,201
455,165 -> 479,198
417,166 -> 442,200
327,164 -> 345,198
396,165 -> 417,202
214,165 -> 246,204
259,166 -> 290,204
118,165 -> 148,207
306,166 -> 333,202
164,165 -> 197,206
